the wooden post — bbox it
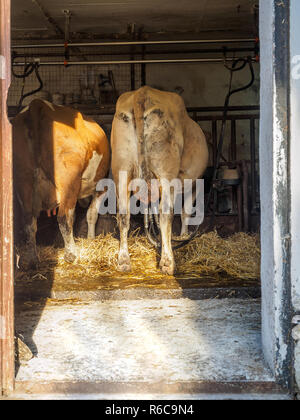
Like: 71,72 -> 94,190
0,0 -> 14,395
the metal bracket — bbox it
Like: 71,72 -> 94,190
63,9 -> 72,43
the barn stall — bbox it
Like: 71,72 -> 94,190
0,0 -> 296,399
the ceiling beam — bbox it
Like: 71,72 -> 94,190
31,0 -> 63,37
31,0 -> 87,61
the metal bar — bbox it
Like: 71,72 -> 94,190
11,38 -> 257,49
12,57 -> 258,66
64,10 -> 71,44
231,120 -> 237,161
141,45 -> 146,87
12,47 -> 257,57
129,25 -> 136,91
196,114 -> 260,121
212,120 -> 218,167
188,105 -> 259,112
250,117 -> 257,214
8,105 -> 260,118
237,183 -> 243,232
241,160 -> 249,232
130,62 -> 135,90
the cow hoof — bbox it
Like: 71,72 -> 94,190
64,250 -> 77,263
179,231 -> 189,239
18,251 -> 39,271
28,260 -> 38,270
20,258 -> 38,271
118,253 -> 131,272
118,262 -> 132,273
159,257 -> 175,276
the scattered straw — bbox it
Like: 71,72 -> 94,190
17,231 -> 260,285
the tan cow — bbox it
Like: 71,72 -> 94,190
111,86 -> 208,275
13,99 -> 110,269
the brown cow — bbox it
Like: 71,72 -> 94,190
13,99 -> 110,268
111,86 -> 208,275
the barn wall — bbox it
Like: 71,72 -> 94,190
290,0 -> 300,392
146,62 -> 260,108
260,0 -> 293,389
259,0 -> 275,376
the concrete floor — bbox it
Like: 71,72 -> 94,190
15,298 -> 273,383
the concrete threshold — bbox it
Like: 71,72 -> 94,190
15,286 -> 261,302
9,380 -> 290,400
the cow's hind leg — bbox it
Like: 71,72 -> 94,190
117,188 -> 131,273
180,184 -> 196,237
86,192 -> 106,239
159,188 -> 175,276
22,215 -> 39,270
56,170 -> 82,263
57,207 -> 77,263
18,180 -> 39,269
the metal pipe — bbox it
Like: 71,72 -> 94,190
188,105 -> 259,112
141,45 -> 146,86
11,38 -> 257,49
231,120 -> 237,161
212,120 -> 218,167
13,57 -> 258,66
237,177 -> 243,232
250,117 -> 257,214
13,47 -> 257,58
241,160 -> 249,232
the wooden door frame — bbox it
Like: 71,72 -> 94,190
0,0 -> 14,396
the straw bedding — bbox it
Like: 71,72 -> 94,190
16,231 -> 260,283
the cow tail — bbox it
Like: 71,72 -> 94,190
133,88 -> 151,182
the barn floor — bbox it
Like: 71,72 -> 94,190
15,298 -> 273,385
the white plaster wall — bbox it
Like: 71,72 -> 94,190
259,0 -> 276,374
259,0 -> 293,386
290,0 -> 300,314
146,62 -> 260,108
290,0 -> 300,391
